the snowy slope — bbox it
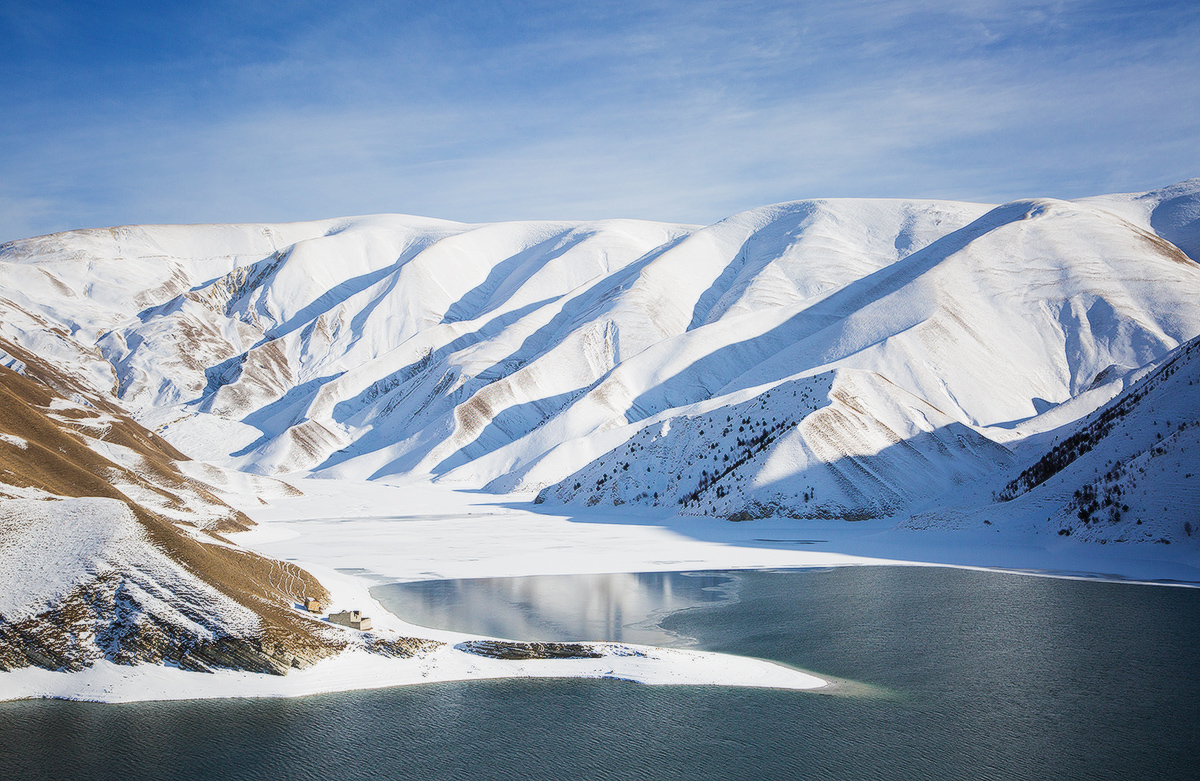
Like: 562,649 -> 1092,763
0,496 -> 246,626
991,333 -> 1200,544
536,369 -> 1014,520
1076,177 -> 1200,262
0,342 -> 364,675
531,192 -> 1200,517
0,182 -> 1197,525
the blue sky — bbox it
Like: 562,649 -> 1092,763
1,0 -> 1198,240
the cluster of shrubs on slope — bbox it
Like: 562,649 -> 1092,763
1066,477 -> 1128,527
679,415 -> 791,509
1055,420 -> 1195,542
997,417 -> 1121,502
539,379 -> 835,516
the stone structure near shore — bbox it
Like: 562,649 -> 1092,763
328,610 -> 372,631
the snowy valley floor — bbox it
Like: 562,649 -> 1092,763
4,476 -> 1199,703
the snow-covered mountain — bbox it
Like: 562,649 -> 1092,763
3,181 -> 1197,520
2,178 -> 1199,676
535,191 -> 1200,521
976,332 -> 1198,542
0,182 -> 1195,525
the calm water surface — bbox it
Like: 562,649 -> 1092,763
3,567 -> 1199,780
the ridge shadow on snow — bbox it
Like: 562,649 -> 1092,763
621,203 -> 1008,420
507,325 -> 1199,550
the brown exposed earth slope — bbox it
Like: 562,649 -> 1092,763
0,337 -> 367,674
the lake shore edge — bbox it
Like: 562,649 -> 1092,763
3,476 -> 1197,704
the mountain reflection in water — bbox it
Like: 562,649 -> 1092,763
372,570 -> 738,646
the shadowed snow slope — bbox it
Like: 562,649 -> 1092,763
900,331 -> 1200,546
1,182 -> 1199,526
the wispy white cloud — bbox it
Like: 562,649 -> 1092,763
1,0 -> 1197,240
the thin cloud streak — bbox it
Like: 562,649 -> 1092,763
1,0 -> 1197,240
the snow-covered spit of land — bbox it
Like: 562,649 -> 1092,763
0,478 -> 837,702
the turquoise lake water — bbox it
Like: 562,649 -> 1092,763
3,566 -> 1199,780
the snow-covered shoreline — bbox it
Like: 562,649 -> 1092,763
0,556 -> 829,704
3,475 -> 1197,704
0,641 -> 828,704
1,478 -> 840,703
237,476 -> 1200,587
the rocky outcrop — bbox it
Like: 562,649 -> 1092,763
0,571 -> 340,675
364,635 -> 443,659
456,640 -> 605,660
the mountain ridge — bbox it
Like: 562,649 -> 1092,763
2,183 -> 1197,504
